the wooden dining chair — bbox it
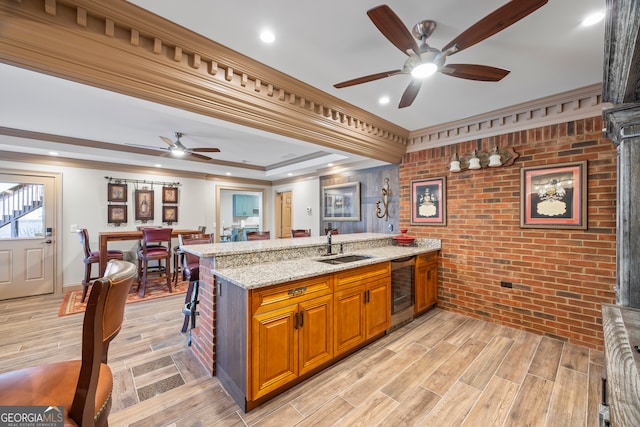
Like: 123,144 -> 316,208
136,227 -> 172,297
0,260 -> 137,427
291,229 -> 311,237
77,228 -> 124,303
246,231 -> 270,240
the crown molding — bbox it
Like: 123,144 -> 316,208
406,83 -> 610,151
0,0 -> 408,164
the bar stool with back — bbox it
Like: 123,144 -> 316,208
77,228 -> 124,303
136,227 -> 173,297
291,229 -> 311,237
0,260 -> 137,427
180,234 -> 213,335
246,231 -> 270,240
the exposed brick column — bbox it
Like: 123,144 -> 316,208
189,257 -> 216,376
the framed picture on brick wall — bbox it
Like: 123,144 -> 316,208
410,177 -> 446,226
520,161 -> 587,229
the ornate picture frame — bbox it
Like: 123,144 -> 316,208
107,183 -> 127,203
135,189 -> 154,221
520,161 -> 587,229
410,177 -> 446,226
321,182 -> 361,221
107,205 -> 127,224
162,205 -> 178,224
162,186 -> 178,204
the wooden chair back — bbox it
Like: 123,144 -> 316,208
72,259 -> 137,424
77,228 -> 93,259
291,229 -> 311,237
246,231 -> 270,240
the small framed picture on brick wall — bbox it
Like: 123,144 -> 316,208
410,177 -> 446,226
520,161 -> 587,229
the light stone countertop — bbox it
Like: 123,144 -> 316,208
181,232 -> 441,289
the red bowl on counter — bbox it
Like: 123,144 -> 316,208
393,234 -> 416,245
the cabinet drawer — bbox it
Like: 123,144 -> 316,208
416,252 -> 437,266
251,275 -> 333,314
335,262 -> 390,290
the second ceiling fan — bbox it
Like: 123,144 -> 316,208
127,132 -> 220,161
334,0 -> 548,108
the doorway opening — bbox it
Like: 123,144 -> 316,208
275,191 -> 292,239
215,185 -> 266,242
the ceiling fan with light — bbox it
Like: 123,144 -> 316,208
334,0 -> 548,108
126,132 -> 220,161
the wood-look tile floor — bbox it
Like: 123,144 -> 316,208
0,293 -> 603,426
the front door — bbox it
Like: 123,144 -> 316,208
0,173 -> 56,300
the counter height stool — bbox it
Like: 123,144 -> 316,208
324,228 -> 339,235
0,260 -> 137,427
173,233 -> 213,287
291,229 -> 311,237
136,227 -> 172,297
180,236 -> 213,333
246,231 -> 270,240
77,228 -> 124,303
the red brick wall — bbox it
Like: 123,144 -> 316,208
400,116 -> 616,350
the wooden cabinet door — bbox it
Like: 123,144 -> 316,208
366,278 -> 390,338
299,294 -> 333,375
334,285 -> 366,356
415,254 -> 438,314
251,305 -> 298,399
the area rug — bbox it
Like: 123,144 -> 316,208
59,279 -> 189,316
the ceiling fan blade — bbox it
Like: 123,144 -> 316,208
367,5 -> 420,55
185,151 -> 213,161
398,79 -> 422,108
159,136 -> 175,147
440,64 -> 510,81
334,70 -> 403,88
191,147 -> 221,153
442,0 -> 548,54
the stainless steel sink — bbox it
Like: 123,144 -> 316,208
316,255 -> 372,265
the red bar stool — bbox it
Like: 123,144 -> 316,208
77,228 -> 124,303
136,227 -> 172,297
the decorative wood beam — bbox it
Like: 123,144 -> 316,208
0,0 -> 408,164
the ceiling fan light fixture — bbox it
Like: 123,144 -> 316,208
411,62 -> 438,79
170,148 -> 186,157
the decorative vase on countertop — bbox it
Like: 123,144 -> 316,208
393,228 -> 415,246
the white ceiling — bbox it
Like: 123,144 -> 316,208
0,0 -> 606,181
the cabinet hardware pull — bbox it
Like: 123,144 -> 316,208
363,291 -> 367,303
300,310 -> 304,327
287,286 -> 308,296
294,312 -> 299,330
427,270 -> 431,280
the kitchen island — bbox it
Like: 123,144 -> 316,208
181,232 -> 440,411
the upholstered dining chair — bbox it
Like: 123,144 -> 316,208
77,228 -> 124,303
291,229 -> 311,237
180,235 -> 213,333
0,260 -> 137,427
246,231 -> 270,240
136,227 -> 172,297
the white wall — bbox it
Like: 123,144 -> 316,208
273,178 -> 320,236
0,159 -> 271,290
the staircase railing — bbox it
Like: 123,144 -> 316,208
0,184 -> 44,230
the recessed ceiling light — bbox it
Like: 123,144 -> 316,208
154,164 -> 162,168
287,173 -> 293,176
582,11 -> 605,26
225,172 -> 231,176
260,29 -> 275,43
48,151 -> 58,156
379,96 -> 390,105
327,163 -> 333,167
